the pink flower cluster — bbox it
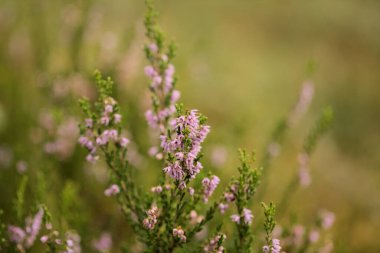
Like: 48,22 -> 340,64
64,231 -> 82,253
161,110 -> 210,185
150,185 -> 163,193
78,99 -> 129,163
230,208 -> 253,225
8,208 -> 44,249
41,228 -> 82,253
203,233 -> 226,253
43,117 -> 78,160
262,238 -> 282,253
218,185 -> 237,214
172,227 -> 186,242
143,205 -> 159,230
189,210 -> 204,225
144,44 -> 181,130
202,175 -> 220,203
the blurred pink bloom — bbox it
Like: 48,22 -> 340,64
8,208 -> 44,249
202,176 -> 220,203
267,142 -> 281,158
188,187 -> 195,196
320,210 -> 335,230
171,90 -> 181,103
292,225 -> 305,246
309,229 -> 320,243
242,208 -> 253,225
150,185 -> 163,193
119,137 -> 130,148
172,227 -> 186,242
230,214 -> 240,224
288,81 -> 314,127
218,203 -> 228,214
92,232 -> 112,252
148,43 -> 158,53
319,240 -> 334,253
211,146 -> 228,168
104,184 -> 120,197
16,160 -> 27,174
113,114 -> 122,124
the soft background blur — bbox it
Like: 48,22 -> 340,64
0,0 -> 379,252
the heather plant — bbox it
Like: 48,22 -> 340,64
0,1 -> 337,253
75,1 -> 333,252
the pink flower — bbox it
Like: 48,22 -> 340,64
114,114 -> 122,124
104,184 -> 120,197
145,110 -> 158,128
242,208 -> 253,225
171,90 -> 181,103
148,43 -> 158,53
188,187 -> 195,196
8,225 -> 26,244
224,192 -> 235,202
320,210 -> 335,230
230,214 -> 240,224
272,239 -> 282,253
202,176 -> 220,203
143,206 -> 159,230
298,167 -> 311,187
8,208 -> 44,248
150,186 -> 163,193
293,225 -> 305,246
309,229 -> 320,243
144,66 -> 157,78
16,161 -> 28,174
100,116 -> 110,126
288,81 -> 314,126
92,232 -> 112,252
218,203 -> 228,214
86,153 -> 98,165
173,227 -> 186,242
104,104 -> 113,114
85,118 -> 93,128
40,235 -> 49,243
78,136 -> 89,147
262,245 -> 270,253
119,137 -> 130,148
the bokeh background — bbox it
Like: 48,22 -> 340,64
0,0 -> 379,252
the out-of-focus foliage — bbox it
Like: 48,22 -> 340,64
0,0 -> 379,252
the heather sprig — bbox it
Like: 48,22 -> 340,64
277,107 -> 334,214
78,71 -> 149,245
144,0 -> 180,134
261,202 -> 282,253
14,176 -> 28,224
228,150 -> 261,253
258,81 -> 315,200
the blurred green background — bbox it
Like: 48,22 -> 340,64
0,0 -> 379,252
